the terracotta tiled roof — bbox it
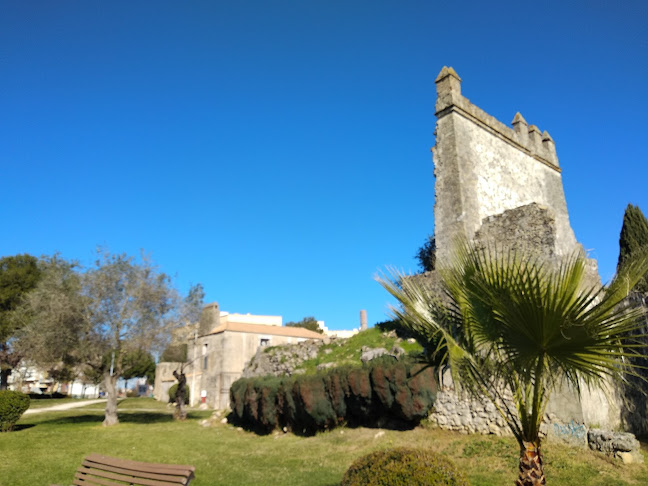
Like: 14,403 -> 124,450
206,321 -> 324,340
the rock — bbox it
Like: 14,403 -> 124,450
220,417 -> 227,424
617,452 -> 634,464
389,345 -> 405,359
360,347 -> 389,363
407,338 -> 417,344
316,362 -> 336,371
374,430 -> 385,439
241,338 -> 344,377
587,429 -> 643,463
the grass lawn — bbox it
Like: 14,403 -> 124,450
26,397 -> 92,409
2,398 -> 647,485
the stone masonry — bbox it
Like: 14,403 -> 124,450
426,67 -> 625,437
432,67 -> 577,264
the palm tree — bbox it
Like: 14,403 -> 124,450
378,243 -> 648,486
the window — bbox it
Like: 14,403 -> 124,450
260,338 -> 270,347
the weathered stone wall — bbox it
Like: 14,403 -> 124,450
427,67 -> 625,433
432,67 -> 577,265
428,370 -> 642,461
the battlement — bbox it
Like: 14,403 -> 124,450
435,66 -> 559,171
432,67 -> 577,265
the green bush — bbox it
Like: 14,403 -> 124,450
0,390 -> 30,432
168,384 -> 190,405
341,448 -> 470,486
229,357 -> 437,435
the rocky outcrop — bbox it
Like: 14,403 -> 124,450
359,345 -> 406,363
588,429 -> 644,464
242,339 -> 331,377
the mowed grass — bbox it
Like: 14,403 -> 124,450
2,398 -> 647,486
26,397 -> 91,409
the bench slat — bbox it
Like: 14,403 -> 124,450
85,454 -> 195,474
80,461 -> 191,484
66,454 -> 194,486
76,469 -> 185,486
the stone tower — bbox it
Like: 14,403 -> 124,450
429,67 -> 617,430
432,66 -> 578,264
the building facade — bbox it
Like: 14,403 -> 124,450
155,303 -> 324,410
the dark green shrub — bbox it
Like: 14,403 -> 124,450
0,390 -> 30,432
407,364 -> 437,420
168,383 -> 189,404
292,374 -> 336,434
230,378 -> 248,417
346,366 -> 374,420
341,448 -> 470,486
277,377 -> 297,428
323,366 -> 348,419
228,358 -> 437,435
257,377 -> 281,432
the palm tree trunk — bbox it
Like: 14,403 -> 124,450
516,441 -> 545,486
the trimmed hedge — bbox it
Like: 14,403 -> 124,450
168,383 -> 190,405
341,448 -> 470,486
0,390 -> 30,432
230,357 -> 437,435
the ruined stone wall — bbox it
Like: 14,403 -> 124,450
432,67 -> 577,264
427,67 -> 623,432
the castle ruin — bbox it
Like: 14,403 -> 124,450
433,66 -> 578,263
429,67 -> 621,434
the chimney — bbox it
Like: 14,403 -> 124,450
199,302 -> 220,336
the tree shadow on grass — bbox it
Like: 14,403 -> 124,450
6,423 -> 36,432
35,412 -> 176,426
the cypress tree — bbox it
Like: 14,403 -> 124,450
617,204 -> 648,293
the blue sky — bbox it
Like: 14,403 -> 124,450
2,1 -> 647,330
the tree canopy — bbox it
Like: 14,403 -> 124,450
618,204 -> 648,293
15,249 -> 200,426
0,254 -> 42,389
415,235 -> 436,272
285,316 -> 323,334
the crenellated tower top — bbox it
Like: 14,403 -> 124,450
434,67 -> 559,170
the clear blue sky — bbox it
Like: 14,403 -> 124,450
2,1 -> 647,330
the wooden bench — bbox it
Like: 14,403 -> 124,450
54,453 -> 195,485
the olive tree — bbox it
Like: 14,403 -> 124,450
16,249 -> 196,426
